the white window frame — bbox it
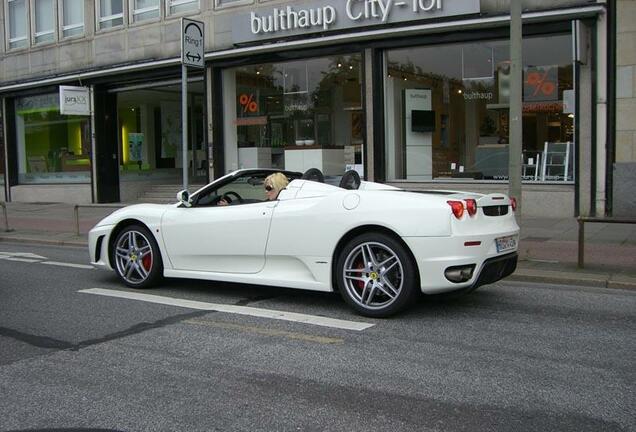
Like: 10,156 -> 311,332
129,0 -> 161,24
96,0 -> 126,31
58,0 -> 85,39
6,0 -> 30,50
165,0 -> 199,16
214,0 -> 253,10
31,0 -> 58,46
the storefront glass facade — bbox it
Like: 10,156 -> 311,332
223,54 -> 364,176
14,93 -> 91,184
385,33 -> 574,182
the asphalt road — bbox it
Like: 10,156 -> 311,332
0,242 -> 634,432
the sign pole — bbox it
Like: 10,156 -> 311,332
182,64 -> 188,191
509,0 -> 522,214
180,17 -> 204,192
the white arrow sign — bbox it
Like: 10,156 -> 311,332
182,18 -> 204,69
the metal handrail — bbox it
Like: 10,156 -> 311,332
0,201 -> 10,232
74,203 -> 125,235
577,216 -> 636,268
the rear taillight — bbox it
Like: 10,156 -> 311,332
447,200 -> 464,219
465,199 -> 477,216
510,197 -> 517,212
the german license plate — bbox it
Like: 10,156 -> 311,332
495,235 -> 517,253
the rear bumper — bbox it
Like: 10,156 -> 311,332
470,252 -> 518,291
403,231 -> 519,294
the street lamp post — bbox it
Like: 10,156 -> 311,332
509,0 -> 523,214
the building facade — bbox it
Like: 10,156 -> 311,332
0,0 -> 633,217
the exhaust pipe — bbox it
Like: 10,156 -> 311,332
444,264 -> 476,283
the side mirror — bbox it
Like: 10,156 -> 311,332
177,190 -> 191,207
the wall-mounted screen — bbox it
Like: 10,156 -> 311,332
412,110 -> 435,132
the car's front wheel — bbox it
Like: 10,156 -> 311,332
112,224 -> 163,288
336,232 -> 418,317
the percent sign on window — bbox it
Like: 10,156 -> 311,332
239,94 -> 258,113
526,70 -> 556,97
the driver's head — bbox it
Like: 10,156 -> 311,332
264,172 -> 289,200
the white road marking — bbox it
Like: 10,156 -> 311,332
0,251 -> 94,269
41,261 -> 95,270
0,252 -> 47,260
79,288 -> 375,331
1,257 -> 41,263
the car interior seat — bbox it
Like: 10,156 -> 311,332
301,168 -> 325,183
339,170 -> 361,190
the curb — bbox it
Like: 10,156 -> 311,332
510,269 -> 636,290
0,235 -> 87,248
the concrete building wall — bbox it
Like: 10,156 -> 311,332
614,0 -> 636,216
10,184 -> 92,204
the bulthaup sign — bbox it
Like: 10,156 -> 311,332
232,0 -> 480,44
59,86 -> 90,116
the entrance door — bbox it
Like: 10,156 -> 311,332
115,80 -> 206,189
94,90 -> 120,202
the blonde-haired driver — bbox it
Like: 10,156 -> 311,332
264,172 -> 289,200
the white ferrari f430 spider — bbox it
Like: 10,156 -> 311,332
89,169 -> 519,317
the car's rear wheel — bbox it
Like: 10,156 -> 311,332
112,224 -> 163,288
336,232 -> 418,317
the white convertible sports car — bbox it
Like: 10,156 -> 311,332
89,168 -> 519,317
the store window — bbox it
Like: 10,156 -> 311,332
131,0 -> 160,22
167,0 -> 198,15
214,0 -> 253,9
98,0 -> 124,29
15,94 -> 91,184
385,34 -> 574,182
61,0 -> 84,38
8,0 -> 28,49
33,0 -> 56,44
223,54 -> 364,176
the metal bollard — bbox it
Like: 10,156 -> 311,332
1,201 -> 10,232
74,205 -> 80,236
577,218 -> 584,269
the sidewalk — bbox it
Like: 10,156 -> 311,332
1,201 -> 635,290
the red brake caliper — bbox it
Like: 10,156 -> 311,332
355,257 -> 365,291
142,253 -> 152,271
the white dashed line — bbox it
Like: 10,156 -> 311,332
41,261 -> 95,269
79,288 -> 375,331
0,251 -> 94,269
0,257 -> 41,263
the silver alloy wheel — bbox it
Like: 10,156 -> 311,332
342,241 -> 404,310
115,229 -> 154,284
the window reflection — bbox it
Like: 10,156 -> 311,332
225,54 -> 364,176
386,34 -> 574,182
15,94 -> 91,184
